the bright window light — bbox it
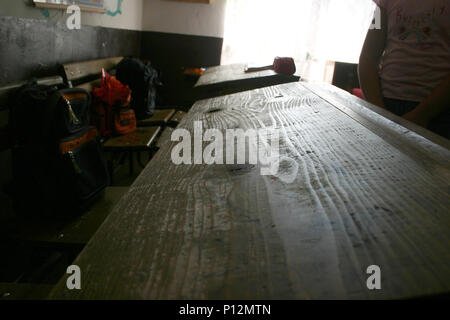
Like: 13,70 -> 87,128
221,0 -> 376,82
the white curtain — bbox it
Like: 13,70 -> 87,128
221,0 -> 376,82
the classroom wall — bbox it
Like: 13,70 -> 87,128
0,0 -> 145,85
0,0 -> 144,31
0,15 -> 142,85
0,0 -> 228,87
140,0 -> 227,106
142,0 -> 227,38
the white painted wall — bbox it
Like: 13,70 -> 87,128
142,0 -> 227,38
0,0 -> 144,30
86,0 -> 144,30
0,0 -> 228,35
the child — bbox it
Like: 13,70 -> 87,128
359,0 -> 449,138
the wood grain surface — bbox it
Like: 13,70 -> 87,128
49,82 -> 450,300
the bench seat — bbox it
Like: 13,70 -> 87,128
103,127 -> 161,179
103,127 -> 161,151
137,109 -> 176,127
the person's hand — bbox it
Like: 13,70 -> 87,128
402,109 -> 430,128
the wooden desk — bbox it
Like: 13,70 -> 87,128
194,63 -> 300,100
49,82 -> 450,300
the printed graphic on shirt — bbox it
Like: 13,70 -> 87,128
393,4 -> 447,49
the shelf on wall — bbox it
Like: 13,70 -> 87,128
166,0 -> 211,4
33,1 -> 107,13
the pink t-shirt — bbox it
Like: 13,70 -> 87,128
373,0 -> 450,102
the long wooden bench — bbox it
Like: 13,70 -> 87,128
48,81 -> 450,300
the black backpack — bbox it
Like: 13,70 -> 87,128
116,57 -> 162,120
10,80 -> 109,219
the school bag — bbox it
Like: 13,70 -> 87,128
116,57 -> 162,120
92,69 -> 136,138
10,80 -> 109,218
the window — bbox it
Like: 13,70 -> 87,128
221,0 -> 376,82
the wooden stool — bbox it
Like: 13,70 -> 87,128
103,127 -> 161,181
137,109 -> 176,127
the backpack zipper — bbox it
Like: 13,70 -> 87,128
68,151 -> 82,174
65,99 -> 81,125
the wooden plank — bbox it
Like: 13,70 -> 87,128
167,0 -> 211,4
137,109 -> 176,127
103,127 -> 161,151
49,82 -> 450,300
303,82 -> 450,153
34,1 -> 107,13
62,57 -> 123,83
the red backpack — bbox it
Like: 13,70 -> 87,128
92,70 -> 136,137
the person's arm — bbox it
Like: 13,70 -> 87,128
402,74 -> 450,127
358,6 -> 388,108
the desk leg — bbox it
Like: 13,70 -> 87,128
129,151 -> 134,176
107,156 -> 114,186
